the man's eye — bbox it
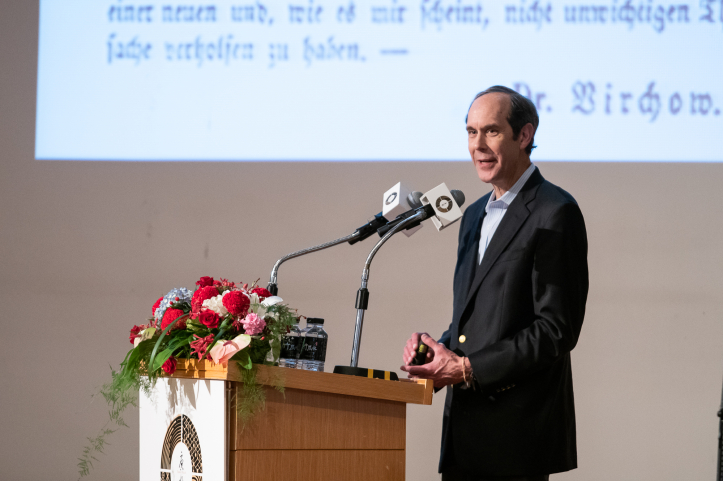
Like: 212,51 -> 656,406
487,129 -> 497,135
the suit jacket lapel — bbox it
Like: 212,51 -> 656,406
459,168 -> 544,315
456,203 -> 487,309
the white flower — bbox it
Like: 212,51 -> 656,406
134,327 -> 156,348
249,293 -> 260,306
256,295 -> 283,319
261,296 -> 283,307
202,291 -> 230,317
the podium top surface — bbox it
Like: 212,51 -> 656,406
170,360 -> 434,405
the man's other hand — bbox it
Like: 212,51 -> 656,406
400,333 -> 468,389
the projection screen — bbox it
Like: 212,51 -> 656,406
35,0 -> 723,161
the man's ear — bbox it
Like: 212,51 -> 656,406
519,123 -> 534,151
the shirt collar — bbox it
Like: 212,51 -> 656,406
486,163 -> 536,211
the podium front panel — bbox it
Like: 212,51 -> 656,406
140,378 -> 227,481
229,385 -> 405,481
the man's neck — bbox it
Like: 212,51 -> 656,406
491,160 -> 532,199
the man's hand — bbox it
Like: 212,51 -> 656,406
402,332 -> 435,366
400,333 -> 470,389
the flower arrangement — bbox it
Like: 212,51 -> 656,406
78,276 -> 298,478
132,276 -> 296,375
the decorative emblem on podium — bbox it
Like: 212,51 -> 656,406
160,415 -> 203,481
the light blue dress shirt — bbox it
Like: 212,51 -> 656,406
478,163 -> 536,265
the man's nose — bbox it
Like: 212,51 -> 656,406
473,134 -> 487,150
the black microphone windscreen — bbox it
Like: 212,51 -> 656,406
451,190 -> 465,207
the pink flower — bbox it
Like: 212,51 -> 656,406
241,313 -> 266,336
162,357 -> 177,375
190,334 -> 215,360
209,334 -> 251,367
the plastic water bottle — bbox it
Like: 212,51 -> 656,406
293,319 -> 311,369
279,319 -> 302,368
300,318 -> 328,372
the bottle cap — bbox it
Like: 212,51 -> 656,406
307,317 -> 324,325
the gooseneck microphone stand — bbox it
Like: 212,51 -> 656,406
266,213 -> 389,296
334,210 -> 427,378
267,231 -> 360,296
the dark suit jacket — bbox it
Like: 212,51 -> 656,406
438,168 -> 588,477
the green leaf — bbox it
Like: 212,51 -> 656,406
152,347 -> 175,372
210,326 -> 228,350
232,349 -> 252,370
148,313 -> 187,374
119,347 -> 135,366
269,337 -> 281,365
164,333 -> 193,353
121,341 -> 148,374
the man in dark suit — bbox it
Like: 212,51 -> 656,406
401,86 -> 588,481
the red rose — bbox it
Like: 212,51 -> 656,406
198,310 -> 220,329
151,297 -> 163,315
129,325 -> 142,345
191,286 -> 220,318
222,290 -> 250,316
162,357 -> 177,375
196,276 -> 214,288
250,287 -> 272,299
161,308 -> 186,331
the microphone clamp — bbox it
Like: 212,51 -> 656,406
348,212 -> 388,245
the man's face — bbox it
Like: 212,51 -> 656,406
467,93 -> 530,189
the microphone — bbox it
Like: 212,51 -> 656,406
380,182 -> 423,238
348,181 -> 428,245
407,191 -> 424,209
377,184 -> 465,237
421,184 -> 465,231
337,184 -> 465,374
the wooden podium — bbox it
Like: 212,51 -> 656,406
144,359 -> 433,481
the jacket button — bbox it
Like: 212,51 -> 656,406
459,335 -> 466,343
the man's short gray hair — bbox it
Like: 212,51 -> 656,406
466,85 -> 539,155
